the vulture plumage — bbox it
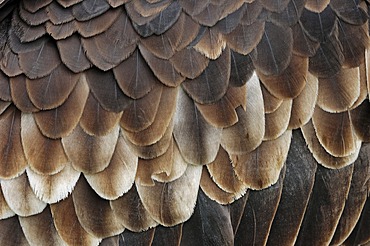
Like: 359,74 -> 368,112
0,0 -> 369,245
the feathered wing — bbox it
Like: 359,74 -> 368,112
0,0 -> 369,245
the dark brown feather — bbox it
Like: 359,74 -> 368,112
0,216 -> 29,246
9,75 -> 39,113
170,47 -> 209,79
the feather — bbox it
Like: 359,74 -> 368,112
0,44 -> 23,77
136,164 -> 202,226
111,185 -> 157,232
72,176 -> 125,238
23,0 -> 51,13
288,72 -> 319,129
305,0 -> 330,12
173,88 -> 222,165
261,83 -> 283,114
292,21 -> 320,57
45,20 -> 76,40
170,47 -> 209,79
215,4 -> 245,34
344,198 -> 370,245
85,68 -> 132,112
0,185 -> 14,219
33,74 -> 89,139
84,134 -> 138,200
12,10 -> 46,43
50,195 -> 100,246
267,130 -> 317,246
18,2 -> 49,26
0,100 -> 10,115
182,47 -> 230,104
0,106 -> 27,179
21,113 -> 68,175
26,64 -> 80,110
295,163 -> 354,245
130,0 -> 171,18
312,107 -> 360,158
152,224 -> 182,246
221,73 -> 265,154
180,190 -> 234,246
18,206 -> 65,245
330,0 -> 368,25
269,0 -> 306,26
351,62 -> 367,109
351,100 -> 370,142
57,34 -> 92,73
194,27 -> 226,60
72,0 -> 110,22
120,229 -> 155,246
231,130 -> 292,190
0,216 -> 29,246
301,120 -> 360,168
80,93 -> 122,136
260,0 -> 290,12
1,172 -> 46,217
57,0 -> 83,8
113,49 -> 158,99
9,75 -> 39,113
46,1 -> 74,25
264,100 -> 292,140
229,50 -> 254,87
62,124 -> 119,174
317,67 -> 360,113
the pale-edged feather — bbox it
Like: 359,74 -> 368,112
344,199 -> 370,245
229,50 -> 254,87
84,133 -> 138,200
26,64 -> 80,110
305,0 -> 330,13
170,47 -> 209,79
221,73 -> 265,154
226,84 -> 247,110
317,67 -> 360,113
0,106 -> 27,179
231,130 -> 292,190
301,120 -> 360,168
295,163 -> 353,245
23,0 -> 51,13
0,44 -> 23,77
1,172 -> 46,216
113,49 -> 158,99
57,34 -> 92,73
80,93 -> 122,136
178,0 -> 208,17
261,83 -> 283,114
264,99 -> 292,140
292,22 -> 320,57
76,6 -> 121,38
173,88 -> 222,165
252,22 -> 293,76
224,20 -> 265,55
21,113 -> 68,175
215,3 -> 246,34
0,216 -> 29,246
120,83 -> 162,132
100,236 -> 119,246
72,0 -> 110,22
46,1 -> 74,25
18,2 -> 49,26
194,27 -> 226,60
72,176 -> 125,239
57,0 -> 83,8
312,107 -> 360,157
234,165 -> 285,246
45,20 -> 76,40
267,130 -> 317,246
9,75 -> 39,113
50,195 -> 101,246
8,28 -> 45,54
11,10 -> 45,43
206,146 -> 246,196
174,13 -> 200,51
131,0 -> 171,18
182,47 -> 230,104
330,143 -> 370,245
269,0 -> 306,26
196,94 -> 238,128
288,72 -> 319,129
180,190 -> 234,246
18,38 -> 61,79
124,1 -> 158,26
258,55 -> 308,99
330,0 -> 368,25
18,206 -> 65,246
136,164 -> 202,226
111,185 -> 157,232
351,62 -> 367,109
33,74 -> 89,139
139,44 -> 185,87
81,11 -> 139,71
0,185 -> 15,219
86,68 -> 132,113
62,124 -> 119,174
260,0 -> 289,12
26,164 -> 80,204
124,86 -> 177,146
351,100 -> 370,142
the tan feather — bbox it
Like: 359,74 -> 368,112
261,83 -> 283,114
51,195 -> 100,245
305,0 -> 330,12
231,130 -> 292,190
72,176 -> 125,238
312,107 -> 361,158
0,185 -> 15,219
62,124 -> 119,174
264,100 -> 292,140
136,164 -> 202,226
0,106 -> 27,179
33,74 -> 89,139
221,73 -> 265,154
84,133 -> 138,200
21,113 -> 68,175
194,27 -> 226,60
350,62 -> 367,109
1,172 -> 46,216
111,185 -> 158,232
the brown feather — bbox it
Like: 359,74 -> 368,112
84,134 -> 138,200
229,50 -> 254,87
33,74 -> 89,139
12,10 -> 45,43
305,0 -> 330,12
46,1 -> 74,25
1,172 -> 46,216
260,0 -> 289,12
0,44 -> 23,77
292,22 -> 320,57
0,106 -> 27,179
18,2 -> 48,26
194,27 -> 226,60
45,20 -> 76,40
264,100 -> 292,140
170,47 -> 209,79
0,216 -> 29,246
0,185 -> 14,219
0,100 -> 10,116
261,83 -> 283,114
9,75 -> 39,113
351,100 -> 370,142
